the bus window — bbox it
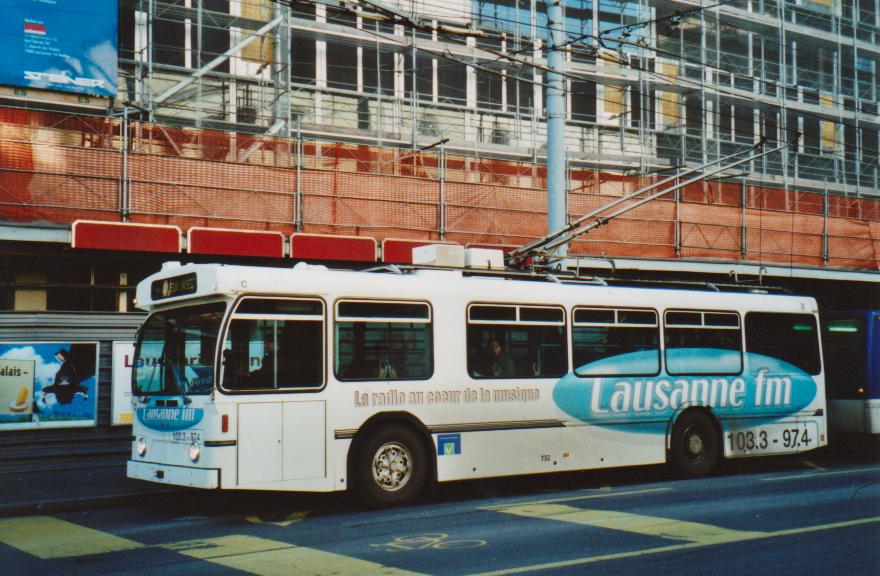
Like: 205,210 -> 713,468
467,304 -> 567,379
134,302 -> 225,395
821,316 -> 866,398
221,298 -> 324,391
747,312 -> 821,376
572,307 -> 659,376
665,310 -> 742,375
335,300 -> 432,381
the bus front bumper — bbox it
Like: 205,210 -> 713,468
127,460 -> 220,489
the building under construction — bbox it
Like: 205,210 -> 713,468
0,0 -> 877,471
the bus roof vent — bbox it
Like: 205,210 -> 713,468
293,261 -> 328,271
412,244 -> 465,267
465,248 -> 505,270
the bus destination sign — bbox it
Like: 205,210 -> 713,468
151,273 -> 197,300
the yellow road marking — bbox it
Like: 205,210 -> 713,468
0,516 -> 143,559
761,465 -> 880,482
246,511 -> 310,527
164,534 -> 424,575
481,487 -> 670,511
468,516 -> 880,576
493,503 -> 763,544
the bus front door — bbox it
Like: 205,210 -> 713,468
237,401 -> 326,485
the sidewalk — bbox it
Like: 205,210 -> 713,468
0,465 -> 182,516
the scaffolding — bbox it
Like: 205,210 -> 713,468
1,106 -> 877,269
115,0 -> 879,200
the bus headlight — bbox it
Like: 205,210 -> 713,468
188,443 -> 201,463
136,438 -> 147,457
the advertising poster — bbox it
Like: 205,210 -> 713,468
0,342 -> 98,430
112,341 -> 135,426
0,0 -> 118,97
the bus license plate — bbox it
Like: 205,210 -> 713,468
170,430 -> 203,444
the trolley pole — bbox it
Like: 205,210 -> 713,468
545,0 -> 567,257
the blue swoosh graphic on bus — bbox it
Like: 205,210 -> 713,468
552,350 -> 817,431
136,405 -> 204,431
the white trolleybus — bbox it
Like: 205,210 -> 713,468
128,253 -> 827,506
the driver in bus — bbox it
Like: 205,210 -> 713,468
247,334 -> 276,388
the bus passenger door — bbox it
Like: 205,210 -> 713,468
237,401 -> 326,484
282,401 -> 326,480
223,297 -> 328,485
238,403 -> 283,484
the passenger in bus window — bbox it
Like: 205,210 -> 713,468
375,333 -> 398,379
343,356 -> 397,379
488,338 -> 515,377
378,357 -> 398,379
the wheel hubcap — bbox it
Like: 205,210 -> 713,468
372,442 -> 412,492
684,427 -> 704,459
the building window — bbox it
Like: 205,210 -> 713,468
327,39 -> 358,91
438,59 -> 468,105
571,80 -> 597,123
734,103 -> 754,143
292,34 -> 317,85
363,44 -> 397,97
0,258 -> 150,313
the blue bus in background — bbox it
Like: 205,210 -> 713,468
822,310 -> 880,436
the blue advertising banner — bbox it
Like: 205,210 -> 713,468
553,349 -> 819,433
0,0 -> 118,97
0,342 -> 98,429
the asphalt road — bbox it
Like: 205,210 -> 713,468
1,450 -> 878,575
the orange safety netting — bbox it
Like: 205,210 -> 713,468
1,106 -> 878,270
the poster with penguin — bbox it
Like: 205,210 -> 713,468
0,342 -> 98,429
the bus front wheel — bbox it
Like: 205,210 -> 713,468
354,423 -> 430,507
670,410 -> 719,477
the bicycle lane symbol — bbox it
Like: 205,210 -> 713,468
371,533 -> 487,552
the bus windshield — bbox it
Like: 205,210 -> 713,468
133,302 -> 226,395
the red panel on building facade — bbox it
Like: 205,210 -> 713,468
71,220 -> 181,253
290,233 -> 377,262
382,238 -> 457,264
188,227 -> 284,258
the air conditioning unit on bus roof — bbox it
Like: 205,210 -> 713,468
465,248 -> 505,270
412,245 -> 504,270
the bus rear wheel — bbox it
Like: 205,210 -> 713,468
354,424 -> 430,507
671,411 -> 719,477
